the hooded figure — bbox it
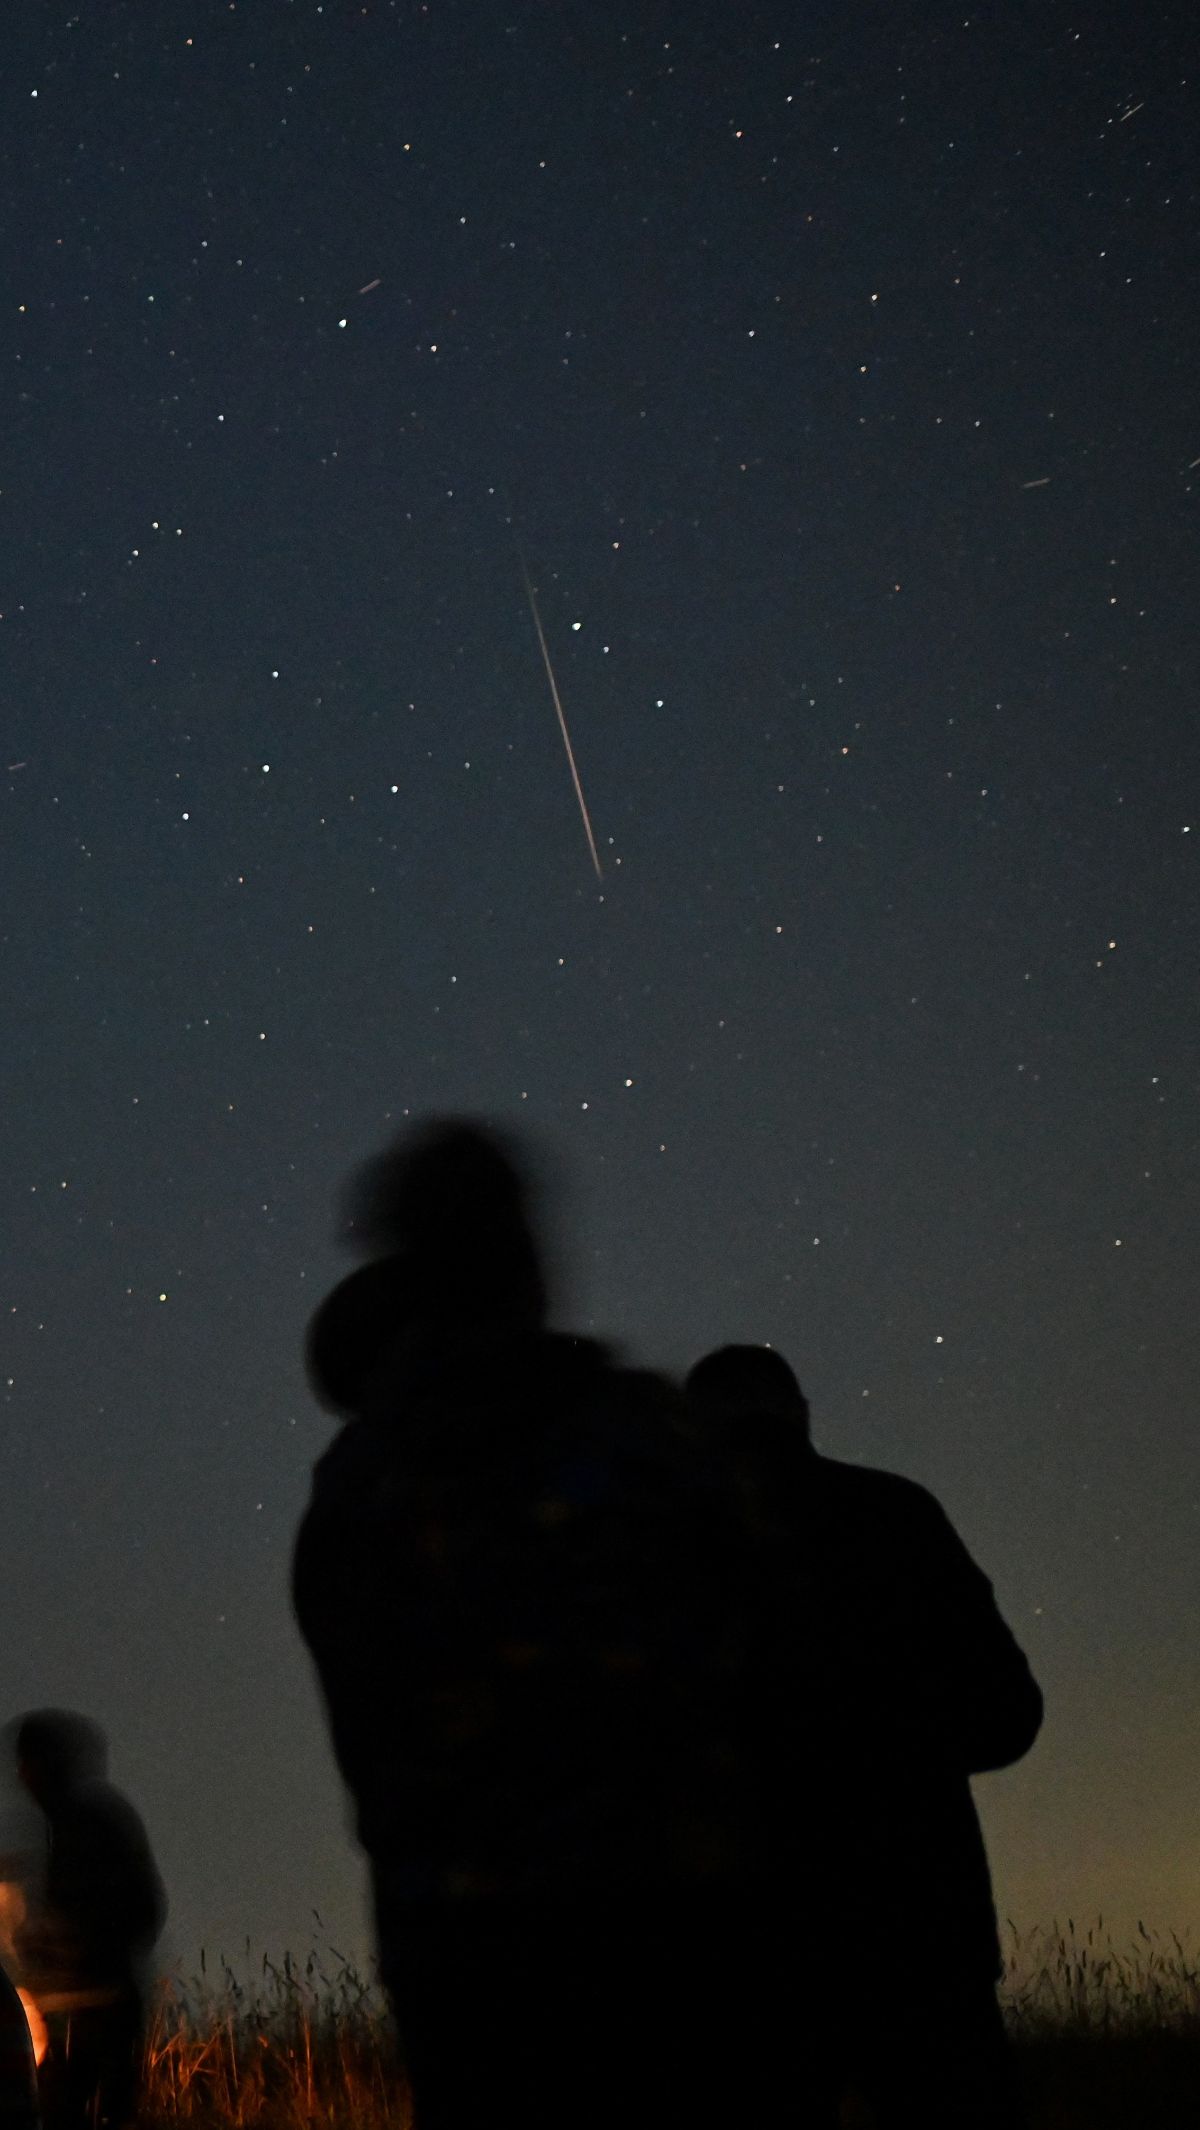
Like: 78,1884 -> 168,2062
14,1712 -> 165,2130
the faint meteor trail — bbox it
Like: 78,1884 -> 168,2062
518,552 -> 603,881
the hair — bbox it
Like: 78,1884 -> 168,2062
16,1709 -> 107,1790
308,1119 -> 549,1414
684,1344 -> 810,1439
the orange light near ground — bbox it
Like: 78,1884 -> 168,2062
16,1990 -> 47,2069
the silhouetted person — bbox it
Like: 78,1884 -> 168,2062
12,1713 -> 165,2130
294,1121 -> 769,2130
684,1344 -> 1043,2130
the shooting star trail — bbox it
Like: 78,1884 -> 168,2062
519,554 -> 603,881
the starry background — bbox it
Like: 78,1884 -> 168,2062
1,0 -> 1196,1969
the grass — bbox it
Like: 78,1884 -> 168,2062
141,1945 -> 406,2129
1002,1918 -> 1200,2130
129,1921 -> 1200,2128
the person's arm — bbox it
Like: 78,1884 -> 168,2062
292,1426 -> 420,1840
915,1494 -> 1043,1773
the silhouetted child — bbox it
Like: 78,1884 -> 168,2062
684,1344 -> 1042,2130
13,1712 -> 165,2130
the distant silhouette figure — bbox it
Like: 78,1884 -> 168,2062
684,1344 -> 1042,2130
12,1712 -> 165,2130
294,1121 -> 770,2130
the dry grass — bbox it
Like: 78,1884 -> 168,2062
141,1945 -> 407,2129
130,1921 -> 1200,2128
1000,1919 -> 1200,2129
1002,1916 -> 1200,2036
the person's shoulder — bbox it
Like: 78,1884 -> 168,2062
60,1781 -> 150,1848
815,1454 -> 949,1525
548,1343 -> 702,1500
533,1334 -> 680,1427
312,1411 -> 394,1478
596,1355 -> 691,1448
606,1357 -> 681,1418
300,1416 -> 404,1538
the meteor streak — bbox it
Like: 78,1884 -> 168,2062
519,553 -> 603,881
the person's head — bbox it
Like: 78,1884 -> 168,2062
15,1710 -> 107,1803
308,1117 -> 550,1413
683,1344 -> 811,1447
343,1118 -> 546,1303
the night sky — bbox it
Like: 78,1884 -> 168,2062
2,0 -> 1197,1970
